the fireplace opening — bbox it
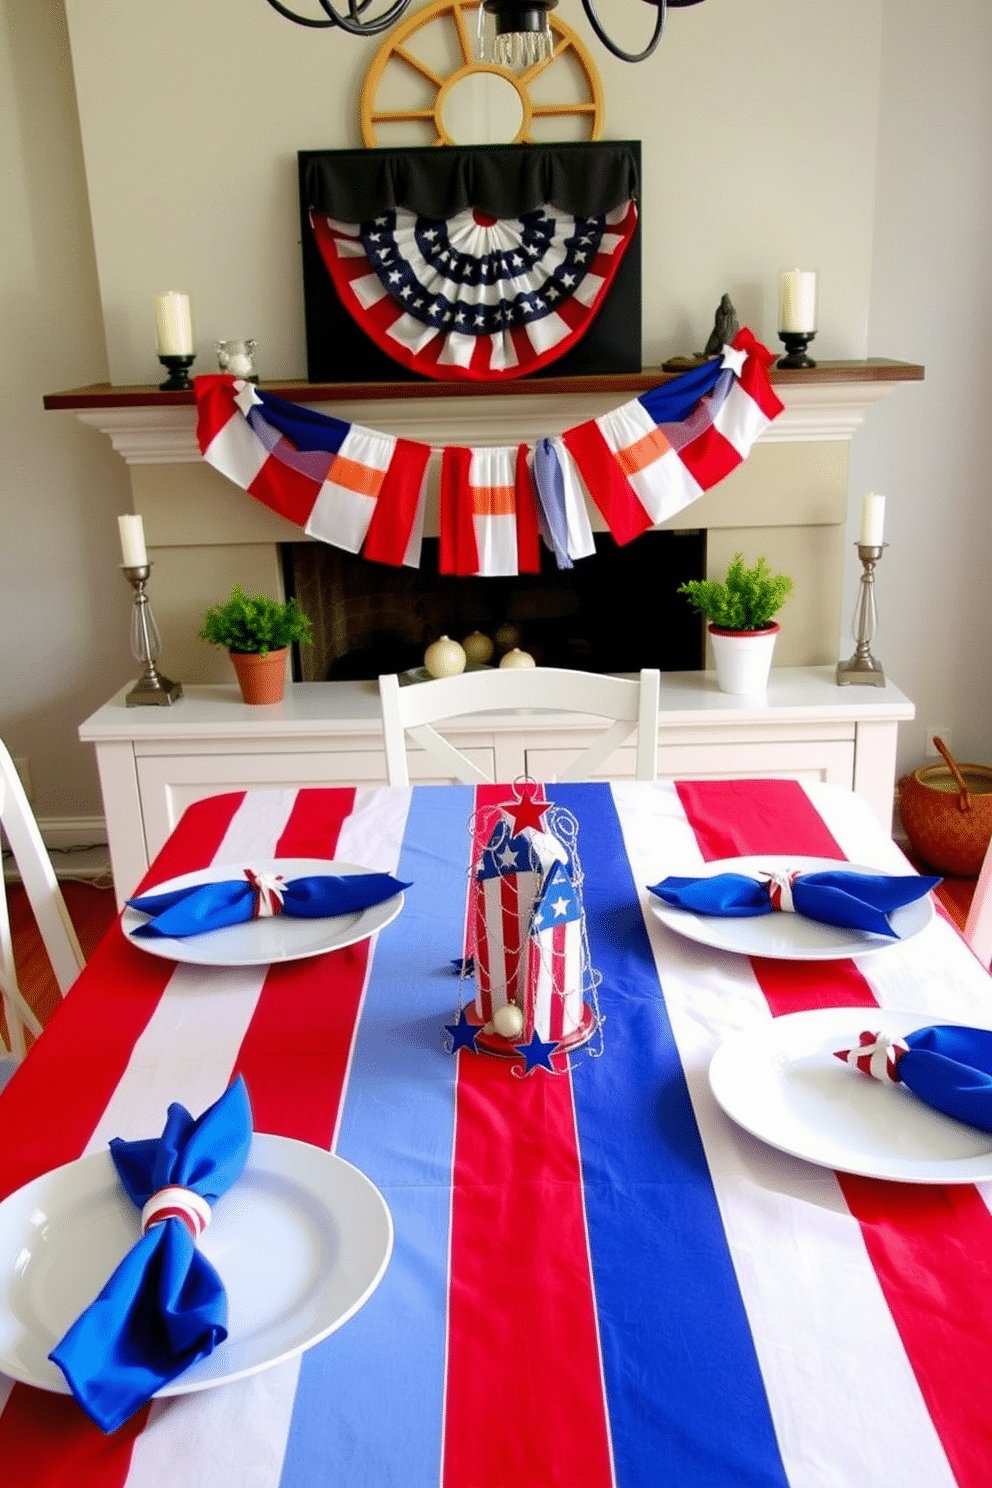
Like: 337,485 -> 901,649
283,529 -> 706,683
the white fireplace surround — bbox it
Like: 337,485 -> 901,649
78,379 -> 900,464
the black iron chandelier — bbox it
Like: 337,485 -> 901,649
266,0 -> 705,64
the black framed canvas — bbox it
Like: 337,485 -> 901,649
298,140 -> 641,384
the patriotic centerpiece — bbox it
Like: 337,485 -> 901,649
445,781 -> 602,1074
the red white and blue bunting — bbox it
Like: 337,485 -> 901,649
309,201 -> 638,383
193,328 -> 783,577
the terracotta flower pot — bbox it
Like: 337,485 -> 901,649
228,648 -> 288,705
709,622 -> 779,696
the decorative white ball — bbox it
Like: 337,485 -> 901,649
492,1003 -> 525,1039
499,648 -> 536,669
462,630 -> 494,666
424,635 -> 466,678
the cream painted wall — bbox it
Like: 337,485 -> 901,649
2,0 -> 989,831
62,0 -> 883,382
848,0 -> 992,770
0,0 -> 132,823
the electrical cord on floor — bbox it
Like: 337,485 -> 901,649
2,843 -> 115,893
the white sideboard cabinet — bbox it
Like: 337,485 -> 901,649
79,667 -> 914,906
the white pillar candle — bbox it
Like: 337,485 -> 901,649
154,292 -> 193,355
859,492 -> 886,546
118,513 -> 148,567
778,269 -> 817,333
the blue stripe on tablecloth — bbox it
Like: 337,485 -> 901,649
278,785 -> 474,1488
550,783 -> 789,1488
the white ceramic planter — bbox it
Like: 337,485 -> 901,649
709,623 -> 780,695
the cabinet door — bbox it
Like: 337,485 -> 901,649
136,748 -> 499,860
135,751 -> 387,862
526,739 -> 854,788
654,739 -> 854,785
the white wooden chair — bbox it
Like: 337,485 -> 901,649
0,739 -> 84,1067
964,836 -> 992,969
378,667 -> 660,787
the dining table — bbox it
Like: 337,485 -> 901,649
1,774 -> 991,1488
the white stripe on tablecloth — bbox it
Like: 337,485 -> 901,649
124,786 -> 412,1488
132,1362 -> 303,1488
610,780 -> 959,1488
84,791 -> 298,1154
807,781 -> 992,1228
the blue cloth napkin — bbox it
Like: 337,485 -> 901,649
647,868 -> 940,938
49,1077 -> 253,1433
836,1025 -> 992,1132
128,868 -> 409,939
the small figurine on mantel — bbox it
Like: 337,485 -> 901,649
662,294 -> 741,372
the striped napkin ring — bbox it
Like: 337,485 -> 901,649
141,1186 -> 212,1241
834,1030 -> 909,1083
763,869 -> 800,913
244,868 -> 286,918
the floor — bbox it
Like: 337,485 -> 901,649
4,879 -> 118,1039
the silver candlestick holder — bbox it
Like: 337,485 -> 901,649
122,564 -> 183,706
837,543 -> 887,686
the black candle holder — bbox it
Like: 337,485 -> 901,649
776,331 -> 817,369
157,353 -> 196,391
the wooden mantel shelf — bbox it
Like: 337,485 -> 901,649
44,358 -> 923,411
45,359 -> 926,461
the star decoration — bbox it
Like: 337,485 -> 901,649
444,1007 -> 481,1053
514,1029 -> 558,1073
502,783 -> 552,834
721,343 -> 748,376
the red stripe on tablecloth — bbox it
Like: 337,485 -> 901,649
677,776 -> 992,1485
836,1175 -> 992,1487
231,787 -> 372,1147
675,778 -> 845,861
0,1391 -> 150,1488
443,1054 -> 613,1488
0,794 -> 248,1484
443,785 -> 613,1488
675,778 -> 877,1013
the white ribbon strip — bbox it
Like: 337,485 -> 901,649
141,1185 -> 212,1240
841,1031 -> 909,1084
244,867 -> 286,918
764,869 -> 799,913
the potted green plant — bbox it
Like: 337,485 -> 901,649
198,585 -> 313,704
678,553 -> 793,694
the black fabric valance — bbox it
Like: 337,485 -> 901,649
299,141 -> 640,224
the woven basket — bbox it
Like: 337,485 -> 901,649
899,736 -> 992,877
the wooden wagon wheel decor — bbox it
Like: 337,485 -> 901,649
360,0 -> 604,147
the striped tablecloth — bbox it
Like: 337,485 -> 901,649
1,778 -> 991,1488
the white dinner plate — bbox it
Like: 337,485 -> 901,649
650,855 -> 934,960
0,1133 -> 393,1396
121,858 -> 405,966
709,1007 -> 992,1184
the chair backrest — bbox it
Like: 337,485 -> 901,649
379,667 -> 660,788
0,739 -> 84,1059
964,834 -> 992,969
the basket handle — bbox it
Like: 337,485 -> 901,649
933,735 -> 973,813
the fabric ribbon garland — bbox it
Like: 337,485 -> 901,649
835,1024 -> 992,1133
194,328 -> 783,575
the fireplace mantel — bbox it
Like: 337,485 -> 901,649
46,360 -> 924,463
50,358 -> 924,689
